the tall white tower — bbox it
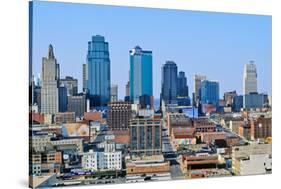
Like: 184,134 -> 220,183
243,61 -> 257,95
41,44 -> 60,114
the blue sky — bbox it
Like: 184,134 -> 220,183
31,1 -> 272,99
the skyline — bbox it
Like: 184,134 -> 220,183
32,1 -> 272,99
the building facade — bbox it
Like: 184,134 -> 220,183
200,80 -> 219,107
194,74 -> 207,106
177,71 -> 189,97
67,95 -> 86,117
41,44 -> 60,114
58,86 -> 67,112
161,61 -> 178,105
87,35 -> 111,106
82,63 -> 88,92
130,118 -> 162,156
243,61 -> 257,95
129,46 -> 153,104
243,93 -> 266,109
110,84 -> 118,102
108,101 -> 132,130
60,76 -> 78,96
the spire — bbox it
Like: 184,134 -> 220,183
48,44 -> 55,59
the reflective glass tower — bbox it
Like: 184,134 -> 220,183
161,61 -> 178,105
129,46 -> 153,104
200,80 -> 219,107
87,35 -> 110,106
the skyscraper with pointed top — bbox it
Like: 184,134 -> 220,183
41,44 -> 60,114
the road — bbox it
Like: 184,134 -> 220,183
162,127 -> 185,179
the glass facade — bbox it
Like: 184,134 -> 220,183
200,80 -> 220,107
161,61 -> 178,104
129,46 -> 153,104
87,35 -> 110,106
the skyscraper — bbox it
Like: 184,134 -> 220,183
82,63 -> 88,92
200,80 -> 219,107
87,35 -> 110,106
161,61 -> 178,105
177,71 -> 189,97
243,61 -> 257,95
67,94 -> 86,117
60,76 -> 78,96
58,86 -> 67,112
129,46 -> 153,104
41,44 -> 60,114
110,84 -> 118,102
194,74 -> 207,106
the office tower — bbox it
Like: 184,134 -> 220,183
232,95 -> 243,112
110,84 -> 118,102
194,74 -> 207,106
161,61 -> 178,105
139,95 -> 154,109
82,63 -> 88,92
129,46 -> 153,104
108,102 -> 132,130
243,92 -> 265,109
200,80 -> 219,107
243,61 -> 257,95
177,71 -> 189,97
41,44 -> 60,114
67,94 -> 86,117
87,35 -> 111,106
60,76 -> 78,96
58,86 -> 68,112
224,90 -> 237,107
130,117 -> 162,156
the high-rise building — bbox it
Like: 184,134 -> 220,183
232,95 -> 243,112
224,90 -> 237,107
58,86 -> 68,112
161,61 -> 178,105
130,117 -> 162,156
41,44 -> 60,114
129,46 -> 153,104
177,71 -> 189,97
67,94 -> 86,117
108,102 -> 132,130
243,92 -> 266,109
82,63 -> 88,92
110,84 -> 118,102
200,80 -> 219,107
87,35 -> 111,106
60,76 -> 78,96
125,81 -> 130,96
194,75 -> 207,106
243,61 -> 257,95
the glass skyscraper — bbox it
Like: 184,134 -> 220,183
200,80 -> 220,107
161,61 -> 178,105
87,35 -> 110,106
177,71 -> 189,97
129,46 -> 153,104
